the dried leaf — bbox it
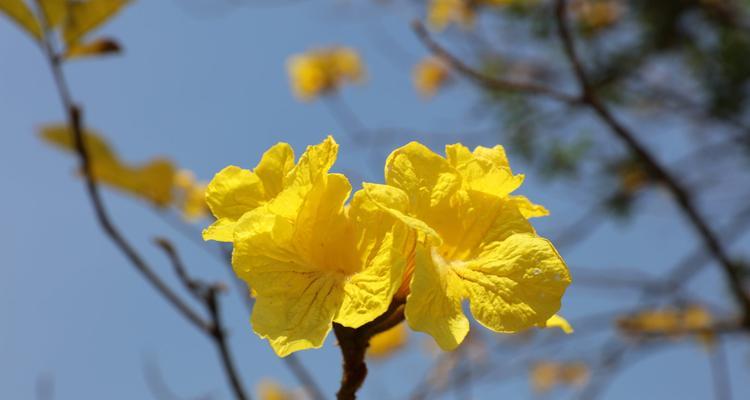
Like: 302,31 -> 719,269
63,0 -> 131,45
65,36 -> 121,59
38,0 -> 66,28
0,0 -> 43,40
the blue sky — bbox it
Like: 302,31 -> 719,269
2,1 -> 749,399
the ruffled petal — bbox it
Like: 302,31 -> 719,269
456,233 -> 571,333
446,143 -> 523,197
203,165 -> 266,242
335,186 -> 412,328
233,207 -> 345,357
385,142 -> 462,219
405,246 -> 469,351
510,195 -> 550,219
254,142 -> 295,197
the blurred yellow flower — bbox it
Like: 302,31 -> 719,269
212,137 -> 411,357
256,379 -> 298,400
530,361 -> 589,393
174,169 -> 209,221
571,0 -> 624,30
427,0 -> 530,30
368,323 -> 409,358
40,124 -> 176,207
413,57 -> 451,98
427,0 -> 475,30
287,46 -> 366,101
365,142 -> 570,350
617,304 -> 715,346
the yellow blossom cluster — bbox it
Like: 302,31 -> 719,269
571,0 -> 625,31
530,361 -> 589,393
413,57 -> 452,98
203,136 -> 571,356
41,125 -> 209,220
427,0 -> 530,30
287,47 -> 365,101
617,305 -> 715,345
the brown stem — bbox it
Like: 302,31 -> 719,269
334,300 -> 406,400
40,31 -> 251,400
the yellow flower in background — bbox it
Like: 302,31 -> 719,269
617,304 -> 715,346
368,323 -> 409,359
427,0 -> 531,30
256,379 -> 298,400
413,57 -> 451,98
174,169 -> 209,221
427,0 -> 475,30
217,137 -> 411,357
40,124 -> 176,206
365,142 -> 570,350
571,0 -> 624,31
530,361 -> 589,393
287,46 -> 366,101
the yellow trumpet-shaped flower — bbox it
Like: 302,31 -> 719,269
365,142 -> 570,350
413,57 -> 451,98
287,46 -> 366,101
215,137 -> 410,357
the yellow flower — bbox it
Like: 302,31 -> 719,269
617,304 -> 715,346
427,0 -> 475,30
287,47 -> 366,101
174,169 -> 209,221
368,323 -> 409,359
365,142 -> 570,350
214,137 -> 410,357
40,124 -> 176,206
571,0 -> 624,30
256,379 -> 298,400
413,57 -> 451,98
427,0 -> 530,30
530,361 -> 589,393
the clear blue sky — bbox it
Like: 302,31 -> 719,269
2,1 -> 749,399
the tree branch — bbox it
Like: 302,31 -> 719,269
552,0 -> 750,325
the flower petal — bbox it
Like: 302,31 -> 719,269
405,246 -> 469,351
446,143 -> 523,197
270,136 -> 338,220
292,173 -> 357,274
385,141 -> 462,231
335,186 -> 412,328
254,142 -> 295,197
510,195 -> 550,219
203,165 -> 266,242
456,233 -> 571,333
233,207 -> 344,357
362,183 -> 441,244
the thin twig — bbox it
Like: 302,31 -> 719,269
412,21 -> 580,105
40,30 -> 249,400
552,0 -> 750,325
